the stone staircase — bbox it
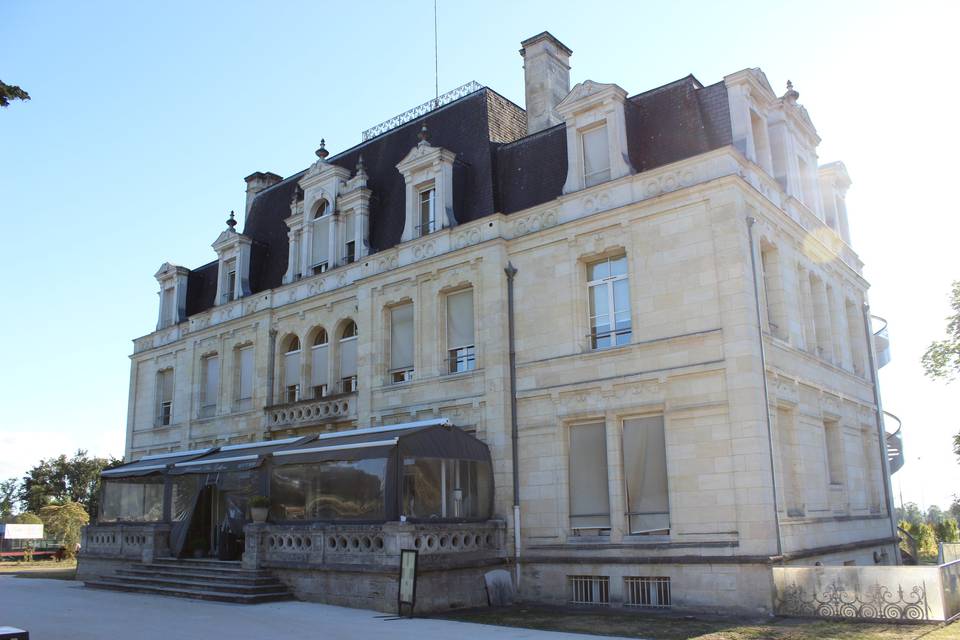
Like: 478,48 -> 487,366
83,557 -> 293,604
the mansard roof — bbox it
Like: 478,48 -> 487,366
177,77 -> 731,319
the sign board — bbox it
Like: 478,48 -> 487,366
0,524 -> 44,540
398,548 -> 418,617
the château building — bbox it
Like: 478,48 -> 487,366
91,32 -> 900,613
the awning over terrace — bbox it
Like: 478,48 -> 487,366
101,447 -> 216,478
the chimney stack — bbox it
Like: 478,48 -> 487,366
243,171 -> 283,223
520,31 -> 572,135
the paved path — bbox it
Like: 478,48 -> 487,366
0,575 -> 628,640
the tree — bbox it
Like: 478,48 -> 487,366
0,80 -> 30,107
907,521 -> 938,562
927,505 -> 946,526
935,519 -> 960,544
19,450 -> 122,518
0,478 -> 17,521
950,496 -> 960,522
897,502 -> 923,526
922,281 -> 960,464
9,512 -> 42,525
39,501 -> 89,557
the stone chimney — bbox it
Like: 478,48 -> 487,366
520,31 -> 572,135
244,171 -> 283,222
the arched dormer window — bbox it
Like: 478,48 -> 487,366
310,328 -> 329,399
311,199 -> 330,274
282,335 -> 302,403
339,321 -> 358,393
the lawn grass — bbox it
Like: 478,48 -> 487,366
437,604 -> 960,640
0,559 -> 76,580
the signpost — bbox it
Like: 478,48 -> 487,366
398,549 -> 418,618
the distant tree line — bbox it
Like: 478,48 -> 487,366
897,500 -> 960,563
2,450 -> 122,558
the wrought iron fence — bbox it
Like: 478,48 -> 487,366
361,81 -> 484,141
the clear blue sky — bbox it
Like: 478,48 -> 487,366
1,0 -> 957,509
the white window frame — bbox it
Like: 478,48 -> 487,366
339,322 -> 358,394
235,344 -> 254,410
199,354 -> 219,418
417,184 -> 437,237
581,123 -> 611,188
446,289 -> 476,374
156,369 -> 173,426
587,255 -> 632,350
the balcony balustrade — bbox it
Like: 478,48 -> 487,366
264,392 -> 357,429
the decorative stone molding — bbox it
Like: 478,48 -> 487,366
556,80 -> 633,194
265,392 -> 357,429
211,214 -> 253,305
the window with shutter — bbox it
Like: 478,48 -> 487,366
311,329 -> 329,398
622,416 -> 670,534
200,355 -> 219,418
582,125 -> 610,187
390,304 -> 414,383
283,337 -> 301,403
446,289 -> 475,373
568,422 -> 611,530
237,346 -> 254,409
339,321 -> 358,393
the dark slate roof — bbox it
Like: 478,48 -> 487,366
178,78 -> 731,319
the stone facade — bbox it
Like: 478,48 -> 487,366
119,34 -> 897,614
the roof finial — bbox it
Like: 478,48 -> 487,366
315,139 -> 329,160
356,154 -> 367,177
418,124 -> 430,144
226,210 -> 237,229
783,80 -> 799,104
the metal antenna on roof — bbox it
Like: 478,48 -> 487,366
433,0 -> 439,105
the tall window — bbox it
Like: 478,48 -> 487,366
776,406 -> 803,516
283,336 -> 301,403
311,200 -> 329,274
310,329 -> 329,399
236,345 -> 254,410
339,321 -> 358,393
161,287 -> 176,327
222,259 -> 237,303
156,369 -> 173,426
622,416 -> 669,535
390,304 -> 414,383
446,289 -> 475,373
588,255 -> 632,349
418,186 -> 436,236
200,354 -> 219,418
759,243 -> 785,339
750,110 -> 772,174
343,214 -> 356,265
581,125 -> 610,187
845,299 -> 865,376
860,426 -> 880,512
568,422 -> 610,530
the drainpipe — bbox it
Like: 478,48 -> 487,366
745,217 -> 784,560
862,304 -> 900,563
504,262 -> 521,588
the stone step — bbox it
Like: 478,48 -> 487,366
84,579 -> 293,604
118,567 -> 277,585
152,557 -> 243,567
130,563 -> 269,579
105,573 -> 285,595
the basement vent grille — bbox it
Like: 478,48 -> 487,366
625,576 -> 672,608
568,575 -> 610,605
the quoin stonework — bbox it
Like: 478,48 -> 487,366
81,32 -> 902,614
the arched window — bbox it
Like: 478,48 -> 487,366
283,335 -> 301,403
311,199 -> 330,274
339,321 -> 358,393
310,328 -> 329,399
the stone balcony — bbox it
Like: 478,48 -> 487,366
264,392 -> 357,430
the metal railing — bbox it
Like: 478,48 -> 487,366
884,410 -> 904,474
872,315 -> 891,369
361,81 -> 484,141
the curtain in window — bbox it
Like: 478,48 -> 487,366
283,350 -> 300,391
238,347 -> 254,400
622,416 -> 669,533
447,289 -> 474,350
391,304 -> 414,371
340,337 -> 357,379
311,216 -> 329,266
203,356 -> 219,407
569,422 -> 611,528
161,370 -> 174,404
311,343 -> 328,387
582,125 -> 610,186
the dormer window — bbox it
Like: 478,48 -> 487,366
581,125 -> 610,187
343,213 -> 356,265
211,213 -> 252,306
221,259 -> 237,303
418,185 -> 437,236
154,263 -> 189,329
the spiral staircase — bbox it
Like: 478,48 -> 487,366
871,316 -> 904,475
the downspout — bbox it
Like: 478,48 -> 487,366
862,304 -> 900,562
745,217 -> 784,560
504,262 -> 521,588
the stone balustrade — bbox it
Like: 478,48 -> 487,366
244,520 -> 506,571
82,523 -> 170,563
265,392 -> 357,429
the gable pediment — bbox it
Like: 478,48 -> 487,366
556,80 -> 627,116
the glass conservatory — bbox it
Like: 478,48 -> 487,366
99,419 -> 494,559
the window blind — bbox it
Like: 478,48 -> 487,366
569,422 -> 611,528
622,416 -> 669,533
311,216 -> 329,266
203,356 -> 219,407
582,125 -> 610,186
340,337 -> 357,379
391,304 -> 414,371
311,344 -> 328,387
447,289 -> 474,350
238,347 -> 254,400
284,350 -> 300,390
